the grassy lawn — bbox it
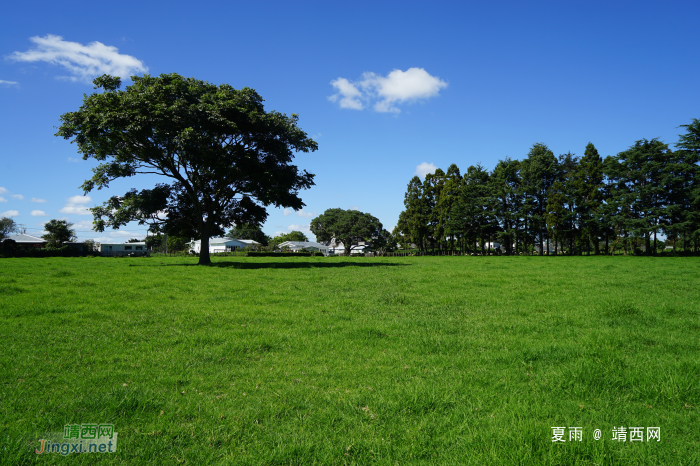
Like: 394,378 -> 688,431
0,255 -> 698,465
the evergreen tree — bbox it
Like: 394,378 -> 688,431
520,143 -> 558,255
488,158 -> 520,254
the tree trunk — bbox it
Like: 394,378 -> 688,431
645,231 -> 651,256
605,231 -> 609,255
198,234 -> 212,265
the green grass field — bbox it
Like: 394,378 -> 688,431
1,256 -> 698,465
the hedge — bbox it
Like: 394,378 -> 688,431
0,245 -> 99,258
246,252 -> 324,257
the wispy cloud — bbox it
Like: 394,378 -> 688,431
0,197 -> 6,203
73,220 -> 95,230
283,207 -> 315,218
11,194 -> 24,200
328,78 -> 364,110
0,187 -> 8,194
329,68 -> 447,114
31,197 -> 46,203
59,195 -> 92,215
415,162 -> 437,179
8,35 -> 148,83
30,210 -> 47,217
1,210 -> 19,217
277,223 -> 312,236
0,80 -> 19,86
67,157 -> 81,163
108,230 -> 141,238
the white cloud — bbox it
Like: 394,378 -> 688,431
0,187 -> 8,194
73,220 -> 95,230
284,207 -> 314,218
1,210 -> 19,217
282,223 -> 311,234
415,162 -> 437,179
349,206 -> 359,211
67,157 -> 81,163
0,80 -> 19,86
8,35 -> 148,83
0,197 -> 6,203
329,68 -> 447,113
59,195 -> 92,215
90,236 -> 117,244
328,78 -> 364,110
11,194 -> 24,200
108,230 -> 140,238
31,197 -> 46,203
30,210 -> 47,217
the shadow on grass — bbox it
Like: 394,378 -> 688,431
130,261 -> 410,269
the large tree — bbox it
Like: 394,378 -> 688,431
42,220 -> 77,247
310,208 -> 383,255
606,139 -> 673,255
56,73 -> 317,265
673,119 -> 700,251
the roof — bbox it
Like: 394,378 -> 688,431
3,234 -> 47,243
191,237 -> 247,245
278,241 -> 330,250
237,239 -> 261,245
100,242 -> 146,246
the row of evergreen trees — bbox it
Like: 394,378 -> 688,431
396,119 -> 700,255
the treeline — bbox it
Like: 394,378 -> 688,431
396,119 -> 700,255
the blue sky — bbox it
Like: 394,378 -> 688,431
2,1 -> 699,243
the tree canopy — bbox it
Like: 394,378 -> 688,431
310,208 -> 383,255
42,220 -> 77,247
56,73 -> 317,265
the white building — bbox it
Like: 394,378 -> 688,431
277,241 -> 331,255
326,239 -> 371,255
100,242 -> 146,256
189,237 -> 260,253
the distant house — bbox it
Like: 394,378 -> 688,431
277,241 -> 330,254
326,239 -> 371,255
189,237 -> 259,254
100,242 -> 146,256
63,241 -> 95,253
2,233 -> 47,249
236,239 -> 262,249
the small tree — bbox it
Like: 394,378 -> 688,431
310,208 -> 383,255
83,239 -> 97,252
0,217 -> 19,241
42,220 -> 77,247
